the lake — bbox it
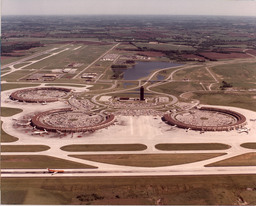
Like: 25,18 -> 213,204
123,61 -> 181,80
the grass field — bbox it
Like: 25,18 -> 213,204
45,83 -> 86,87
1,121 -> 19,143
211,82 -> 256,90
1,155 -> 97,169
87,83 -> 113,91
13,63 -> 32,69
206,153 -> 256,167
70,153 -> 226,167
1,83 -> 40,91
1,43 -> 64,65
240,143 -> 256,149
1,145 -> 50,152
2,44 -> 114,83
211,62 -> 256,82
61,144 -> 147,152
155,143 -> 231,151
191,91 -> 256,112
1,68 -> 11,74
2,175 -> 256,205
2,70 -> 40,82
1,107 -> 23,117
173,66 -> 213,81
151,81 -> 202,97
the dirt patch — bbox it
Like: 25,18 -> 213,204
199,52 -> 251,60
137,51 -> 166,57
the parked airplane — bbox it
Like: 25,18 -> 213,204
32,129 -> 48,135
238,128 -> 250,134
16,122 -> 31,126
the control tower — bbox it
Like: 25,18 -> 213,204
140,86 -> 145,101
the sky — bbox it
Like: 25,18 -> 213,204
2,0 -> 256,16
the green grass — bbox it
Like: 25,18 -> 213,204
1,121 -> 19,143
156,143 -> 231,151
211,62 -> 256,82
45,83 -> 86,87
240,143 -> 256,149
1,107 -> 23,117
2,175 -> 256,205
151,81 -> 202,97
70,153 -> 226,167
1,155 -> 97,169
191,91 -> 256,112
1,83 -> 40,91
1,68 -> 11,74
88,83 -> 113,90
173,66 -> 213,81
211,82 -> 256,91
206,153 -> 256,167
1,145 -> 50,152
61,144 -> 147,152
28,54 -> 53,62
2,70 -> 35,82
13,63 -> 31,69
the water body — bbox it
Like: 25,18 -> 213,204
123,61 -> 181,80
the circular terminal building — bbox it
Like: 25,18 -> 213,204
10,87 -> 71,103
31,108 -> 115,133
163,107 -> 246,131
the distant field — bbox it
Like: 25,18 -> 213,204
206,153 -> 256,167
134,43 -> 196,52
2,175 -> 256,205
199,52 -> 251,60
1,155 -> 97,169
1,107 -> 23,117
61,144 -> 147,152
156,143 -> 231,151
70,153 -> 226,167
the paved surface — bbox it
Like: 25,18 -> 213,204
1,49 -> 256,177
1,85 -> 256,177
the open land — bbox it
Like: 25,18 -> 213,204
1,15 -> 256,205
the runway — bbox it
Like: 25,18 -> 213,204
2,166 -> 256,177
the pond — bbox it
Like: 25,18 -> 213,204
123,61 -> 181,80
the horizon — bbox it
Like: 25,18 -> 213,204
2,0 -> 256,17
2,14 -> 256,18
